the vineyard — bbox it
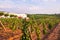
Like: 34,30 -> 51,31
0,14 -> 60,40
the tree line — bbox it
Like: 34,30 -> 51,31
0,12 -> 17,17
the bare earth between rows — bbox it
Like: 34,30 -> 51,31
42,23 -> 60,40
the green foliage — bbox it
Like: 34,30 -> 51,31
0,14 -> 60,40
0,12 -> 4,16
0,18 -> 23,31
4,13 -> 9,17
13,15 -> 17,17
10,14 -> 17,17
21,19 -> 31,40
43,23 -> 47,34
10,14 -> 15,17
48,23 -> 52,30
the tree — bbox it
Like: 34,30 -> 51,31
4,13 -> 9,17
10,14 -> 17,17
13,15 -> 17,17
0,12 -> 4,16
10,14 -> 14,17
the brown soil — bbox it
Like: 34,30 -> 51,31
42,23 -> 60,40
0,21 -> 23,40
0,28 -> 23,40
0,22 -> 60,40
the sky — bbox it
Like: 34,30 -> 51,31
0,0 -> 60,14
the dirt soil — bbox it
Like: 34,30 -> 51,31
0,28 -> 23,40
42,23 -> 60,40
0,23 -> 60,40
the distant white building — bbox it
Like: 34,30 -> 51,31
8,12 -> 27,19
0,12 -> 28,19
0,15 -> 5,18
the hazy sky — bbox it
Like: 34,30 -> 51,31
0,0 -> 60,14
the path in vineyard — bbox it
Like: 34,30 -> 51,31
42,23 -> 60,40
